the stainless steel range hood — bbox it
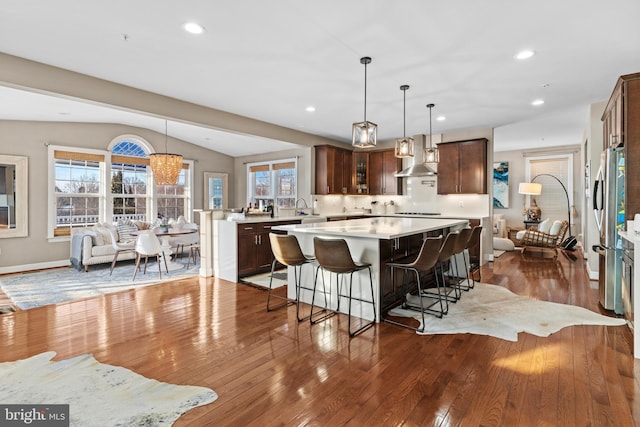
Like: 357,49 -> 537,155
394,134 -> 438,177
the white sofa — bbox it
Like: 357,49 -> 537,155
71,222 -> 139,271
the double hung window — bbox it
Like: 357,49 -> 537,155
247,159 -> 297,208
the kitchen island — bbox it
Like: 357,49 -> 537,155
272,217 -> 468,322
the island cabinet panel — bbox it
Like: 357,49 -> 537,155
237,221 -> 299,278
437,138 -> 488,194
369,149 -> 403,195
315,145 -> 352,195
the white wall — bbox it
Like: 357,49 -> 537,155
584,101 -> 606,279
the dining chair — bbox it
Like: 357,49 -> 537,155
312,237 -> 376,337
172,223 -> 199,260
383,236 -> 443,332
108,228 -> 136,276
132,231 -> 168,280
267,233 -> 316,322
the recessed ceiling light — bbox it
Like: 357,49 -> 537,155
531,99 -> 545,106
436,115 -> 446,122
515,50 -> 535,60
183,22 -> 205,34
305,106 -> 316,112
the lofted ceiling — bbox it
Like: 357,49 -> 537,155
0,0 -> 638,155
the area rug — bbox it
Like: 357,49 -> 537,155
388,282 -> 626,341
0,261 -> 200,310
493,249 -> 506,258
241,269 -> 288,289
0,351 -> 217,426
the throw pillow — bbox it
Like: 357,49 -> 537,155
538,218 -> 551,234
117,222 -> 138,243
85,230 -> 103,246
94,224 -> 112,245
549,220 -> 563,236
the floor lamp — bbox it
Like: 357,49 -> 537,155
518,173 -> 574,240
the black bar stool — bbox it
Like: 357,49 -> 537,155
431,231 -> 460,309
383,236 -> 443,332
466,226 -> 483,286
312,237 -> 376,337
451,227 -> 473,292
267,233 -> 316,322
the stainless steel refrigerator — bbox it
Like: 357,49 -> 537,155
593,146 -> 625,314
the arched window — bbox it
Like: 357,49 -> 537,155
109,137 -> 152,223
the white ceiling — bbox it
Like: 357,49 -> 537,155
0,0 -> 638,155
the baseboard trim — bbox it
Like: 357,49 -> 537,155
0,260 -> 70,275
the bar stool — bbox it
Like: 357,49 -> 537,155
466,226 -> 483,287
451,227 -> 473,292
383,236 -> 443,332
312,237 -> 376,337
431,231 -> 460,309
267,233 -> 316,322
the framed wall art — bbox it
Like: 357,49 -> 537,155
493,161 -> 509,208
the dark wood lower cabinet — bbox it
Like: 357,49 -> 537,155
237,221 -> 300,278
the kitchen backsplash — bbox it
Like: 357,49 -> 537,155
312,175 -> 489,217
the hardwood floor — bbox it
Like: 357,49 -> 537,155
1,249 -> 638,426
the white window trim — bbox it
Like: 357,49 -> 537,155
47,144 -> 108,241
48,137 -> 194,240
246,157 -> 298,206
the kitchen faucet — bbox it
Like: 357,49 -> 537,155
295,198 -> 308,209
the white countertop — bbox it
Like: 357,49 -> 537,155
620,230 -> 640,244
272,217 -> 468,240
219,212 -> 486,224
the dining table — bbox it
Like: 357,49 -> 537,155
132,227 -> 198,271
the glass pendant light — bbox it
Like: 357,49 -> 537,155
352,56 -> 377,148
423,103 -> 439,163
149,120 -> 183,185
394,85 -> 414,158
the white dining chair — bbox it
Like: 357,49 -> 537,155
133,231 -> 168,280
108,228 -> 136,276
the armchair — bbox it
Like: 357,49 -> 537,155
520,220 -> 569,259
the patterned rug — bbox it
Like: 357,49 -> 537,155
0,260 -> 200,310
388,282 -> 626,341
0,351 -> 217,426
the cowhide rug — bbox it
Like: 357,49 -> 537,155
0,351 -> 217,426
388,282 -> 626,341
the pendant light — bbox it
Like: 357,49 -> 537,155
352,56 -> 377,148
423,103 -> 439,163
394,85 -> 414,158
149,120 -> 183,185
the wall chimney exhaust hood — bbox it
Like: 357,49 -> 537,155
394,134 -> 438,177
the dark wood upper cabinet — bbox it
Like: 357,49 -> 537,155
369,149 -> 402,195
315,145 -> 352,195
315,146 -> 400,195
437,138 -> 487,194
603,72 -> 640,222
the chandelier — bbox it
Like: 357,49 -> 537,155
394,85 -> 414,158
352,56 -> 377,148
149,120 -> 183,185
